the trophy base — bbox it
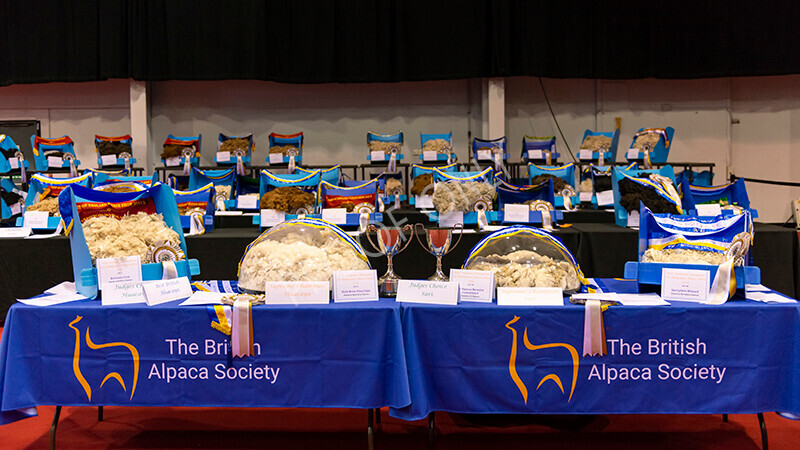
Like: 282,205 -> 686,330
379,277 -> 400,297
427,273 -> 449,282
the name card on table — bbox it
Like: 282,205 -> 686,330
661,268 -> 709,303
101,154 -> 118,166
579,192 -> 593,202
627,210 -> 640,228
101,281 -> 146,306
322,208 -> 347,224
23,211 -> 49,228
627,148 -> 640,159
332,270 -> 379,302
438,211 -> 463,228
237,195 -> 259,209
415,195 -> 434,209
141,276 -> 193,306
8,157 -> 19,169
269,153 -> 284,164
265,281 -> 330,305
47,156 -> 63,167
497,287 -> 564,306
696,203 -> 723,216
370,151 -> 385,161
260,209 -> 285,227
596,190 -> 614,206
97,255 -> 143,290
450,269 -> 494,303
0,227 -> 31,238
579,149 -> 593,160
528,149 -> 543,160
396,280 -> 458,305
423,150 -> 437,161
476,149 -> 491,160
165,156 -> 181,167
504,204 -> 530,223
216,151 -> 231,162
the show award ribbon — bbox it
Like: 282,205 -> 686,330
161,260 -> 178,279
706,232 -> 750,305
120,152 -> 132,172
387,146 -> 398,173
358,212 -> 370,233
66,155 -> 77,177
287,148 -> 298,174
583,299 -> 607,356
231,298 -> 255,358
493,147 -> 503,172
182,147 -> 194,175
188,211 -> 205,235
207,305 -> 232,335
15,151 -> 26,184
477,209 -> 489,230
598,148 -> 605,166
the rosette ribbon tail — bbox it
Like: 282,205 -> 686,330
69,159 -> 77,177
231,298 -> 255,358
183,158 -> 191,176
388,152 -> 397,173
236,155 -> 245,176
162,260 -> 178,279
288,155 -> 296,174
583,299 -> 607,356
189,212 -> 205,236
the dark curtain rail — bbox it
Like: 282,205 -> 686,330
730,175 -> 800,188
3,1 -> 800,86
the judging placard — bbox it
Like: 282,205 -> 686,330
332,270 -> 379,302
265,281 -> 330,304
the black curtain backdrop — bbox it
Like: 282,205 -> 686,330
2,0 -> 800,86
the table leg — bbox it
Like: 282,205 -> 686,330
722,413 -> 728,422
758,412 -> 768,450
375,407 -> 382,429
367,408 -> 374,450
98,406 -> 103,422
50,405 -> 62,450
428,411 -> 435,450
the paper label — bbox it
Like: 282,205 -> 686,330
423,150 -> 438,161
47,156 -> 63,167
661,268 -> 710,302
101,281 -> 146,306
8,157 -> 19,169
216,151 -> 231,162
438,211 -> 464,228
237,195 -> 259,209
579,149 -> 593,160
415,195 -> 434,209
0,227 -> 31,238
396,279 -> 458,305
260,209 -> 285,227
497,287 -> 564,306
627,210 -> 640,228
141,276 -> 192,306
332,270 -> 379,302
370,151 -> 385,161
101,154 -> 118,166
165,156 -> 181,167
476,149 -> 491,160
322,208 -> 348,224
579,192 -> 593,202
504,204 -> 530,223
265,281 -> 330,304
23,210 -> 49,228
10,202 -> 22,215
696,203 -> 723,217
596,190 -> 614,206
269,153 -> 284,164
627,148 -> 640,160
450,269 -> 494,303
96,256 -> 143,290
528,150 -> 543,160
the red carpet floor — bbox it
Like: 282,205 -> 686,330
0,406 -> 798,449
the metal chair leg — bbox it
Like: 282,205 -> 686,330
722,413 -> 728,422
50,405 -> 62,450
367,408 -> 374,450
758,412 -> 768,450
98,406 -> 103,422
375,408 -> 382,429
428,411 -> 435,450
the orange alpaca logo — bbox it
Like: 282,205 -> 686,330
68,315 -> 140,401
506,316 -> 579,403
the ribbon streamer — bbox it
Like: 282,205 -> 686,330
183,158 -> 191,176
388,151 -> 397,173
231,298 -> 255,358
598,150 -> 605,166
643,148 -> 652,169
161,260 -> 178,279
541,210 -> 553,230
582,299 -> 607,356
477,210 -> 489,231
19,161 -> 26,184
235,155 -> 245,176
288,154 -> 296,174
69,159 -> 77,177
216,195 -> 227,212
545,150 -> 552,165
188,212 -> 205,235
208,305 -> 232,335
358,212 -> 369,233
493,151 -> 502,173
123,156 -> 131,172
706,258 -> 736,305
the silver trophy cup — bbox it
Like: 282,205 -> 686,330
365,224 -> 414,297
414,223 -> 463,281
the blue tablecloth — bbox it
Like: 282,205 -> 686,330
390,279 -> 800,420
0,295 -> 410,424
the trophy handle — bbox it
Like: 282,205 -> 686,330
397,224 -> 415,253
414,223 -> 431,255
444,223 -> 464,255
365,224 -> 381,252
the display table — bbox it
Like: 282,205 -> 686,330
0,296 -> 410,448
391,279 -> 800,448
